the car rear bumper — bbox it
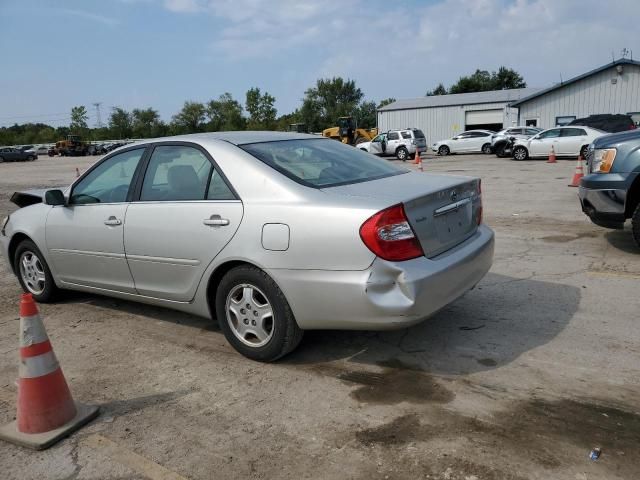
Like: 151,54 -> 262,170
270,224 -> 494,330
578,173 -> 633,228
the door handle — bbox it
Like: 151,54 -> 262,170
104,216 -> 122,226
203,215 -> 230,227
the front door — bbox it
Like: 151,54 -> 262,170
46,147 -> 146,292
123,144 -> 243,302
529,128 -> 561,157
368,134 -> 386,155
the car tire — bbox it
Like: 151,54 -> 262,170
28,155 -> 35,161
495,144 -> 506,157
14,239 -> 60,303
437,145 -> 450,156
215,265 -> 304,362
513,146 -> 528,161
481,143 -> 492,154
396,147 -> 409,161
580,145 -> 589,159
632,202 -> 640,249
0,156 -> 4,163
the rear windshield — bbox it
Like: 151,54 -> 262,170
240,138 -> 408,188
413,129 -> 426,139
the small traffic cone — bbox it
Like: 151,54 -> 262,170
414,150 -> 421,165
547,146 -> 557,164
568,155 -> 585,187
75,167 -> 80,177
0,294 -> 99,450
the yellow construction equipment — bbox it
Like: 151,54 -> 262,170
322,117 -> 378,146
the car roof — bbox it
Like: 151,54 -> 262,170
132,131 -> 320,147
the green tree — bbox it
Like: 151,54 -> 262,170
492,66 -> 527,90
355,100 -> 377,129
377,97 -> 397,108
426,83 -> 447,96
447,67 -> 527,94
206,93 -> 245,131
300,77 -> 364,131
132,108 -> 164,138
245,87 -> 277,130
171,101 -> 206,134
70,105 -> 89,133
109,107 -> 133,139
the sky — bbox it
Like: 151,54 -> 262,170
0,0 -> 639,127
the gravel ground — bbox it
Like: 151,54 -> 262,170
0,152 -> 638,480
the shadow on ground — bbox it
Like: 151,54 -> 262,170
604,227 -> 639,254
286,272 -> 581,375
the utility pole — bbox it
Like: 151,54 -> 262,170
93,102 -> 103,128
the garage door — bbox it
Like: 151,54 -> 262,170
465,109 -> 503,125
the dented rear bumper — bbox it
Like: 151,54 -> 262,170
269,224 -> 494,330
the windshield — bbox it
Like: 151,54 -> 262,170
240,138 -> 408,188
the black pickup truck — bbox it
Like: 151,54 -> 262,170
579,129 -> 640,247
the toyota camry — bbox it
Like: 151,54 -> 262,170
1,132 -> 494,361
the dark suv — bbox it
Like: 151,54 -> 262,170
579,129 -> 640,247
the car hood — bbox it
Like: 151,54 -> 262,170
592,129 -> 640,148
358,141 -> 372,150
321,171 -> 474,204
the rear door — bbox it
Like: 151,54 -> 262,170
559,127 -> 587,155
450,132 -> 472,152
123,143 -> 243,301
386,131 -> 401,154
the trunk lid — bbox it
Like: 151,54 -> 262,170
323,172 -> 481,258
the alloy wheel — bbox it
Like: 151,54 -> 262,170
225,283 -> 274,347
19,251 -> 46,295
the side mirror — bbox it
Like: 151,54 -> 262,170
45,189 -> 66,206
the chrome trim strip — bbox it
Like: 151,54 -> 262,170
433,198 -> 471,217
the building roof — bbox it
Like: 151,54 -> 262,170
377,88 -> 541,112
510,58 -> 640,107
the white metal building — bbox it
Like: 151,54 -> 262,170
511,59 -> 640,129
378,59 -> 640,145
377,88 -> 540,145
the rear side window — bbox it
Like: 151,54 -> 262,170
240,138 -> 407,188
401,131 -> 412,139
387,132 -> 400,140
561,128 -> 587,137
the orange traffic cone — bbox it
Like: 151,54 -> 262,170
0,294 -> 99,450
547,145 -> 557,164
568,156 -> 585,187
414,150 -> 421,165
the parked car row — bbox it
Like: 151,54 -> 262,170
0,147 -> 37,162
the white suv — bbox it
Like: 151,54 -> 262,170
432,130 -> 494,156
511,126 -> 604,160
358,128 -> 427,161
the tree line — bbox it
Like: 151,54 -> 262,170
1,67 -> 525,145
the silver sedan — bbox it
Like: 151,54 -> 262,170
1,132 -> 494,361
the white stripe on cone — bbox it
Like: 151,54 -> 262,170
19,350 -> 60,378
20,314 -> 49,347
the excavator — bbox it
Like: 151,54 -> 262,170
322,116 -> 378,146
49,135 -> 89,156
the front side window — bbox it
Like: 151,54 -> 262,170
536,129 -> 561,139
140,146 -> 213,201
241,138 -> 407,188
70,148 -> 145,204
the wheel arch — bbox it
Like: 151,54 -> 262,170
625,174 -> 640,218
8,232 -> 32,274
205,259 -> 266,319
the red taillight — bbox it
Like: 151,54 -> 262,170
359,204 -> 424,261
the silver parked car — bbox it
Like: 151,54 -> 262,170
1,132 -> 494,361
